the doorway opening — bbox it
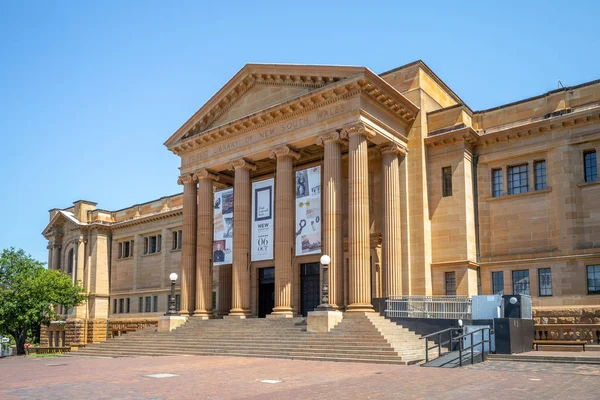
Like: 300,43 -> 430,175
258,267 -> 275,318
301,263 -> 320,317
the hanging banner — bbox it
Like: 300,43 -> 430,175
295,166 -> 322,256
251,178 -> 274,261
213,188 -> 234,265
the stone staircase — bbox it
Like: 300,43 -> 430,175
67,313 -> 427,365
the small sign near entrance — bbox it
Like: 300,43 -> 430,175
1,337 -> 9,343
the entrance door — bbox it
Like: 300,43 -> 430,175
301,263 -> 321,317
258,267 -> 275,318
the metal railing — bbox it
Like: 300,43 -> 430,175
385,295 -> 472,319
421,327 -> 492,367
422,327 -> 462,363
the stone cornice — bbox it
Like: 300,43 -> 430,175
424,126 -> 480,148
269,145 -> 301,160
109,207 -> 184,229
193,169 -> 220,182
228,158 -> 257,171
168,72 -> 418,156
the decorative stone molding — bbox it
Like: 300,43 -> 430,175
379,143 -> 408,156
340,122 -> 376,140
177,173 -> 195,185
316,131 -> 348,146
227,158 -> 257,172
192,169 -> 220,182
269,145 -> 301,160
424,126 -> 480,148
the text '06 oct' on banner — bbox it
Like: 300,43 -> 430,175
251,178 -> 274,261
295,166 -> 321,256
213,188 -> 233,266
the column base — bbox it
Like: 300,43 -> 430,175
345,303 -> 375,313
192,310 -> 212,319
266,312 -> 294,319
178,310 -> 191,317
307,310 -> 343,333
158,315 -> 188,332
225,308 -> 251,319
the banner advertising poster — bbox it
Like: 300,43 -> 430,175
213,188 -> 233,265
251,178 -> 274,261
295,166 -> 321,256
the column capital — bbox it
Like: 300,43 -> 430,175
269,145 -> 300,160
316,131 -> 348,146
340,122 -> 375,140
380,143 -> 408,156
193,169 -> 220,182
177,173 -> 196,185
228,158 -> 257,172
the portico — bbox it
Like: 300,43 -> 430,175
165,64 -> 417,317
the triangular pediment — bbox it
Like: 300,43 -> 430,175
165,64 -> 365,147
42,211 -> 84,238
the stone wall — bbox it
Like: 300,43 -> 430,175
534,308 -> 600,343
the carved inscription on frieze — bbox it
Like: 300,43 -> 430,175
185,100 -> 353,166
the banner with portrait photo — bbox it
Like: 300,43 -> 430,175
251,178 -> 274,261
213,188 -> 234,266
295,166 -> 321,256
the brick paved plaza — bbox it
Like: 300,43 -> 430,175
1,355 -> 599,399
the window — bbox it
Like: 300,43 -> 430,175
138,297 -> 143,313
445,272 -> 456,296
153,295 -> 158,312
118,240 -> 134,259
113,299 -> 117,314
584,150 -> 597,182
512,270 -> 530,295
508,164 -> 528,194
126,298 -> 131,313
586,265 -> 600,295
538,268 -> 552,296
492,271 -> 504,295
492,169 -> 503,197
442,167 -> 452,197
534,160 -> 547,190
145,296 -> 152,312
119,298 -> 124,313
67,249 -> 74,274
175,294 -> 181,311
144,235 -> 162,254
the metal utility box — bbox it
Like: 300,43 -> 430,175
503,295 -> 532,319
471,295 -> 503,320
494,318 -> 535,354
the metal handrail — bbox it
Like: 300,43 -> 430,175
455,327 -> 492,367
421,326 -> 493,366
421,327 -> 463,363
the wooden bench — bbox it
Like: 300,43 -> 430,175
533,340 -> 587,351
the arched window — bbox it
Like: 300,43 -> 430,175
67,249 -> 74,274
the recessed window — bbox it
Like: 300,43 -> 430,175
117,240 -> 134,259
138,297 -> 143,313
584,150 -> 597,182
113,299 -> 117,314
126,298 -> 131,313
534,160 -> 547,190
587,265 -> 600,295
442,167 -> 452,197
144,235 -> 162,254
445,272 -> 456,296
508,164 -> 528,195
175,294 -> 181,311
119,298 -> 124,313
512,270 -> 530,295
145,296 -> 152,313
153,296 -> 158,312
492,169 -> 503,197
67,249 -> 74,274
492,271 -> 504,295
172,230 -> 183,250
538,268 -> 552,296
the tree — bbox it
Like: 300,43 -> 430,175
0,248 -> 86,355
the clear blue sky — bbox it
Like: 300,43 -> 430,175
1,0 -> 598,263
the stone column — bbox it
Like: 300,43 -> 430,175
380,144 -> 406,297
341,122 -> 374,313
177,173 -> 197,316
269,146 -> 300,317
51,243 -> 62,271
193,169 -> 219,319
228,159 -> 256,318
317,132 -> 347,309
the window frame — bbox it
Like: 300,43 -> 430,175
113,299 -> 118,314
153,295 -> 158,312
442,166 -> 453,197
492,271 -> 504,295
586,265 -> 600,295
145,296 -> 152,313
512,269 -> 530,295
584,150 -> 597,183
507,164 -> 529,195
534,160 -> 547,191
119,298 -> 124,313
491,168 -> 503,197
138,297 -> 143,313
126,298 -> 131,313
445,271 -> 457,296
538,268 -> 552,297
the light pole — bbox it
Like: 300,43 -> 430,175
317,254 -> 332,311
166,272 -> 178,315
